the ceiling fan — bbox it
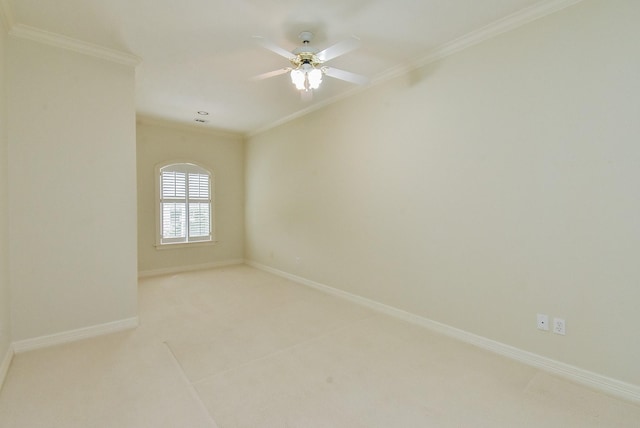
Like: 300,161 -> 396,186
253,31 -> 369,93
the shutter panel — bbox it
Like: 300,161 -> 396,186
162,171 -> 186,198
162,202 -> 186,239
160,170 -> 187,243
187,172 -> 211,240
188,203 -> 210,237
188,173 -> 209,199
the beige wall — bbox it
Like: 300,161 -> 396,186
136,120 -> 244,275
7,38 -> 138,341
0,17 -> 10,359
246,0 -> 640,385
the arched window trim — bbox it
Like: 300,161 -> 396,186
155,160 -> 216,249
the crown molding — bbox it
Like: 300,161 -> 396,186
419,0 -> 584,71
136,115 -> 245,141
8,23 -> 140,66
377,0 -> 584,84
250,0 -> 584,136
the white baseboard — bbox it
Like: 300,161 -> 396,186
246,260 -> 640,404
138,259 -> 245,278
0,344 -> 14,391
12,317 -> 139,354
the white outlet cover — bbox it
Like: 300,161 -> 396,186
553,318 -> 566,335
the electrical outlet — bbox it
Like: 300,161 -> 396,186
553,318 -> 566,335
295,256 -> 301,264
537,314 -> 549,331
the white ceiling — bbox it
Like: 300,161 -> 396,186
4,0 -> 560,134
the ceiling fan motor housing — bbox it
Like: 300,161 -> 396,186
291,31 -> 322,67
290,51 -> 321,68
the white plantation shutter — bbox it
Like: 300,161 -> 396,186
188,173 -> 209,199
162,202 -> 186,240
189,202 -> 210,237
159,163 -> 213,245
162,171 -> 186,198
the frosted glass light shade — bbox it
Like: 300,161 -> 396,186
308,68 -> 323,89
290,69 -> 306,90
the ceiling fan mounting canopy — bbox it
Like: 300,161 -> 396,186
298,31 -> 314,44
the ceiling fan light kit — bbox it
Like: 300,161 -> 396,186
255,31 -> 368,94
290,66 -> 322,90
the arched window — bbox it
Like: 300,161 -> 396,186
157,162 -> 213,246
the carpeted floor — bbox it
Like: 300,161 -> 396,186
1,264 -> 639,427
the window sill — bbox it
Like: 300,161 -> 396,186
155,240 -> 218,250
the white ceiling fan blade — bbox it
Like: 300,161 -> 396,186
253,36 -> 294,60
251,68 -> 291,81
323,67 -> 369,85
316,37 -> 360,62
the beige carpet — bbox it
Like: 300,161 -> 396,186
1,265 -> 639,427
